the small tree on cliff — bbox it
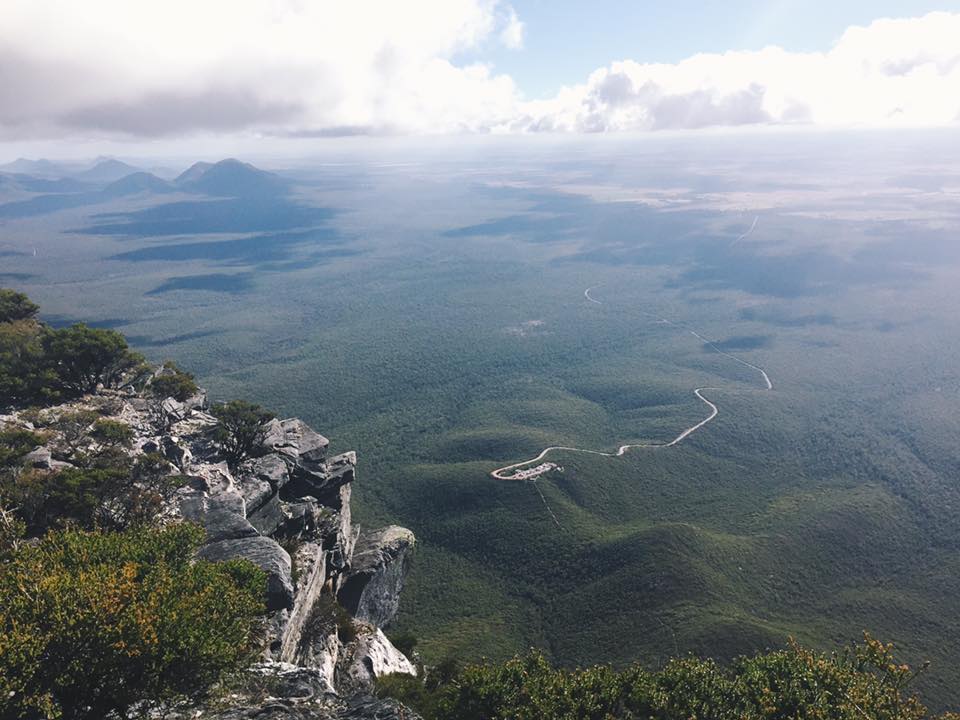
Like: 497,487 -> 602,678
149,360 -> 199,402
146,361 -> 202,432
0,289 -> 39,324
0,315 -> 55,406
41,324 -> 149,396
210,400 -> 275,466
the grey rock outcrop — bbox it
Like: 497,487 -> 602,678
340,627 -> 418,689
199,535 -> 295,611
338,527 -> 415,628
180,492 -> 259,543
23,446 -> 52,468
202,662 -> 422,720
161,435 -> 191,468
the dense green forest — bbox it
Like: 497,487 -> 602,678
2,289 -> 957,719
0,290 -> 956,720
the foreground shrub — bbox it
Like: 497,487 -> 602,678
0,523 -> 265,720
3,455 -> 192,536
379,638 -> 951,720
0,427 -> 45,467
0,504 -> 25,560
7,464 -> 132,535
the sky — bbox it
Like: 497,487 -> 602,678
1,0 -> 959,152
473,0 -> 960,97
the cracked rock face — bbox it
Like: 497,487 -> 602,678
338,526 -> 416,629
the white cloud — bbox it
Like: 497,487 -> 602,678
499,7 -> 525,50
512,12 -> 960,132
0,0 -> 521,138
0,5 -> 957,139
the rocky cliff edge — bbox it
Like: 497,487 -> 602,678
1,380 -> 419,719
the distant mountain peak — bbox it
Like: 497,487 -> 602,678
75,158 -> 142,183
0,157 -> 67,177
174,161 -> 214,185
101,171 -> 173,198
174,158 -> 285,198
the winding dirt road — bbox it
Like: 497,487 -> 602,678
490,388 -> 719,480
584,286 -> 604,304
730,215 -> 759,245
490,287 -> 771,480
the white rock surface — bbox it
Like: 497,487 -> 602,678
344,627 -> 417,687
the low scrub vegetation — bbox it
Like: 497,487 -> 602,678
0,288 -> 273,719
0,410 -> 188,534
0,523 -> 265,720
379,638 -> 956,720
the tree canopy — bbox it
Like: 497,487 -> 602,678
0,288 -> 39,324
0,288 -> 150,407
41,323 -> 147,396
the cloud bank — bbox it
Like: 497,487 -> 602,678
521,13 -> 960,132
0,3 -> 957,139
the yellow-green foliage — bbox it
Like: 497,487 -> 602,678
0,523 -> 266,720
379,636 -> 959,720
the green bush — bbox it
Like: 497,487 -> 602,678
47,409 -> 100,456
149,360 -> 200,402
41,324 -> 148,397
0,523 -> 265,720
2,454 -> 193,537
378,638 -> 951,720
5,464 -> 132,535
1,412 -> 189,537
0,427 -> 45,467
124,453 -> 190,523
0,319 -> 57,406
89,418 -> 135,449
210,400 -> 275,466
0,289 -> 39,324
0,290 -> 157,407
